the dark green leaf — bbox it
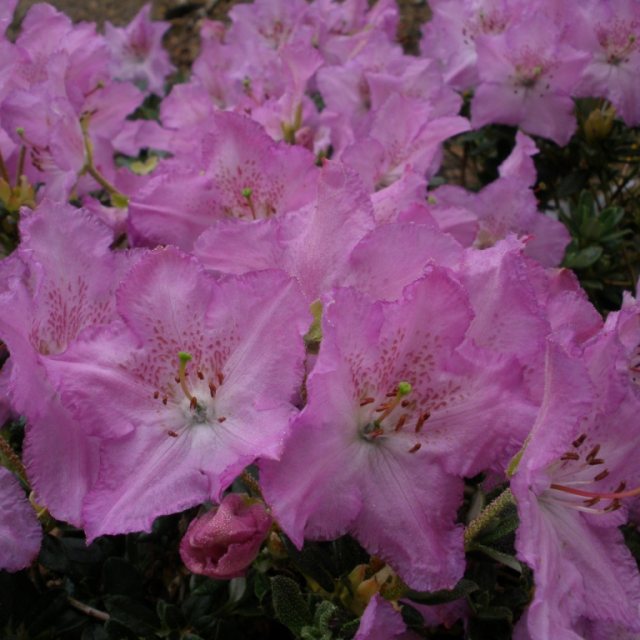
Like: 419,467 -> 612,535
271,576 -> 312,636
468,544 -> 522,573
405,578 -> 478,605
104,595 -> 160,636
564,245 -> 603,269
102,557 -> 144,597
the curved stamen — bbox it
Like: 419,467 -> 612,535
550,482 -> 640,501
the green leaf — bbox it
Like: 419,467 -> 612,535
405,578 -> 479,605
102,558 -> 144,597
253,572 -> 270,603
563,245 -> 603,269
104,595 -> 160,637
468,544 -> 523,574
156,600 -> 185,631
271,576 -> 312,636
477,605 -> 513,623
282,537 -> 336,593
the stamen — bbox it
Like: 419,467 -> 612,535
360,397 -> 375,406
588,458 -> 605,466
394,414 -> 407,432
217,417 -> 227,423
594,469 -> 609,481
209,382 -> 217,398
415,411 -> 430,433
586,444 -> 601,463
189,396 -> 198,411
583,497 -> 600,507
572,434 -> 587,448
153,391 -> 160,399
167,430 -> 179,438
217,372 -> 225,385
408,443 -> 421,453
162,396 -> 168,405
197,370 -> 205,380
560,451 -> 580,461
550,482 -> 640,500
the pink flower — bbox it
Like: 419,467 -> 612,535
262,270 -> 528,591
180,493 -> 272,579
472,14 -> 590,145
104,4 -> 174,96
0,467 -> 41,572
572,0 -> 640,126
511,340 -> 640,638
50,247 -> 308,540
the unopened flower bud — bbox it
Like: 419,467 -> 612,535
179,493 -> 272,579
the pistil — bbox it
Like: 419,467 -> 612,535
178,351 -> 197,405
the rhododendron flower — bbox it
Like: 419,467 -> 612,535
104,4 -> 174,95
421,0 -> 529,90
472,14 -> 590,144
128,111 -> 318,250
342,94 -> 469,189
180,493 -> 272,579
573,0 -> 640,126
194,163 -> 375,301
262,271 -> 528,591
51,248 -> 308,539
0,467 -> 41,572
0,202 -> 134,525
429,133 -> 570,266
512,342 -> 640,639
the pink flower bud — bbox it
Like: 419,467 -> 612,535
179,493 -> 272,579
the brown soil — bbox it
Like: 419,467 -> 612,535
14,0 -> 430,69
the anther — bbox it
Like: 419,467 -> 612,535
583,497 -> 600,507
360,397 -> 375,406
415,411 -> 430,433
572,434 -> 587,448
588,458 -> 605,466
217,372 -> 224,385
217,417 -> 227,423
190,396 -> 198,411
197,370 -> 204,380
167,430 -> 179,438
560,452 -> 580,461
605,499 -> 622,512
408,443 -> 421,453
394,414 -> 407,432
209,382 -> 217,398
586,444 -> 601,463
593,469 -> 609,481
162,396 -> 168,405
614,481 -> 626,493
153,391 -> 160,399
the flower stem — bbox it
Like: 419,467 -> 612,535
80,114 -> 129,207
67,596 -> 110,622
464,488 -> 514,548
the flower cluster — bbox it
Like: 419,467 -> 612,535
0,1 -> 639,638
422,0 -> 640,144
